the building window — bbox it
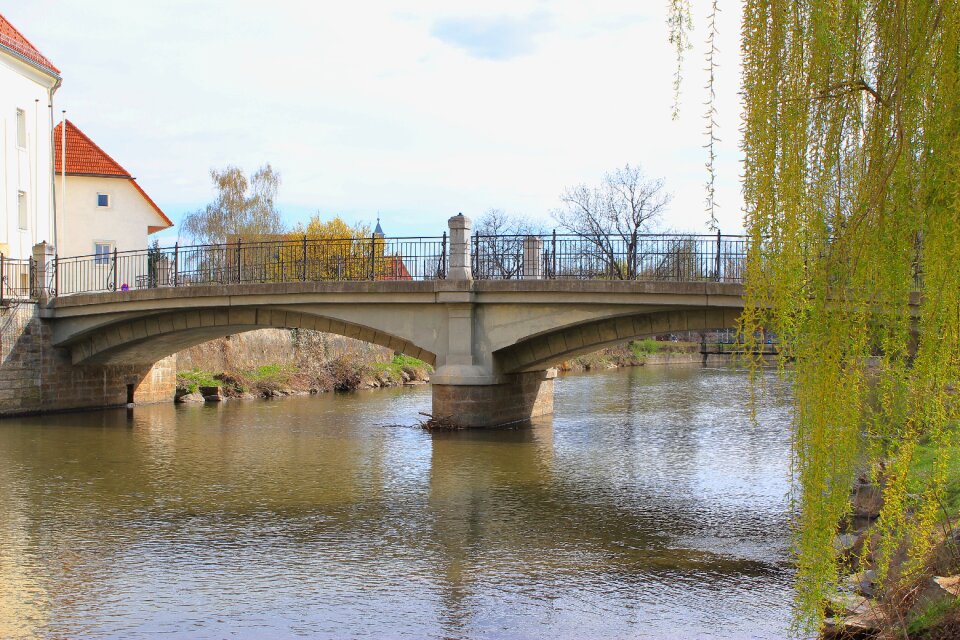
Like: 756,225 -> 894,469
17,191 -> 28,229
16,109 -> 26,148
94,242 -> 113,265
97,193 -> 110,207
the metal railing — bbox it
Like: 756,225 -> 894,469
13,231 -> 750,298
48,235 -> 449,297
0,255 -> 34,305
473,231 -> 747,282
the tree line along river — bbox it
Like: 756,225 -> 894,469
0,363 -> 794,639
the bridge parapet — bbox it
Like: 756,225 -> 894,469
15,214 -> 748,299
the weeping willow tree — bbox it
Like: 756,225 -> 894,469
671,0 -> 960,634
741,1 -> 960,634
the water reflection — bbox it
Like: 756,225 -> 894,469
0,365 -> 793,639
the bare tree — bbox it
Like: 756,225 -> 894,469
472,209 -> 545,279
181,164 -> 285,244
552,164 -> 671,279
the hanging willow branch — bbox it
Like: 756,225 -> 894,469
703,0 -> 721,229
737,0 -> 960,635
667,0 -> 694,120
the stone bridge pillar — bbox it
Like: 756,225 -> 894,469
430,214 -> 554,427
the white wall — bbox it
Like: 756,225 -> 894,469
0,52 -> 57,261
56,175 -> 168,292
58,175 -> 162,258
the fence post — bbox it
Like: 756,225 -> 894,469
440,232 -> 447,279
715,229 -> 722,281
54,254 -> 59,296
551,229 -> 557,279
302,235 -> 308,281
173,243 -> 179,287
523,236 -> 543,279
472,231 -> 479,279
236,238 -> 242,283
369,233 -> 376,280
112,248 -> 118,291
447,213 -> 473,280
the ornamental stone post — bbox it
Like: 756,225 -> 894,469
447,213 -> 472,281
31,241 -> 55,299
522,236 -> 543,279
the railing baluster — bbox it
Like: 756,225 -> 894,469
715,230 -> 722,281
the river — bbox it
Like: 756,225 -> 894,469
0,364 -> 794,639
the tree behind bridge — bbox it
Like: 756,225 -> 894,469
181,164 -> 285,244
472,209 -> 545,279
552,164 -> 671,279
290,215 -> 374,281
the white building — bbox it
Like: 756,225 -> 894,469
54,120 -> 172,264
0,13 -> 60,264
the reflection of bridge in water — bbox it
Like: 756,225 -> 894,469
5,215 -> 750,424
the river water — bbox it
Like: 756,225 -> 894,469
0,364 -> 794,639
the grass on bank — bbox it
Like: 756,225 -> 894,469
177,369 -> 220,394
910,426 -> 960,519
372,354 -> 433,381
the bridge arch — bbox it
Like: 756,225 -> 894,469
65,307 -> 438,367
494,307 -> 741,373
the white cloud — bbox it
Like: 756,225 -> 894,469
430,11 -> 554,60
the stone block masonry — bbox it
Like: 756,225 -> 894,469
0,302 -> 175,416
432,370 -> 555,427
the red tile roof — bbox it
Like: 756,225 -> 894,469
0,13 -> 59,76
54,120 -> 174,231
380,256 -> 413,281
55,120 -> 130,177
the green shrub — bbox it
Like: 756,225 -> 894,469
630,338 -> 660,359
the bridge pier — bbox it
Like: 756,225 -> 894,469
428,214 -> 557,427
431,369 -> 556,427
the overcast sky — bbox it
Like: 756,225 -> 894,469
5,1 -> 744,240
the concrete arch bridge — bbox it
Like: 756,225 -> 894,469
9,216 -> 748,425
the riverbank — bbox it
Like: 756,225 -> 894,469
826,431 -> 960,638
174,329 -> 431,401
176,354 -> 432,401
557,339 -> 703,372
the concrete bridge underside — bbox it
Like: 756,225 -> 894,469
44,280 -> 744,426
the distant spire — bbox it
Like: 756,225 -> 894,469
374,216 -> 384,236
